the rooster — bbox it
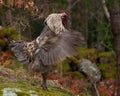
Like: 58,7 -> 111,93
11,12 -> 85,90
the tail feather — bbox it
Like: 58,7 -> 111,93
11,41 -> 29,64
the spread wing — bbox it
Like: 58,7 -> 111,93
35,26 -> 85,65
11,26 -> 84,66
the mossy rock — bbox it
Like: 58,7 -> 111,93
0,83 -> 75,96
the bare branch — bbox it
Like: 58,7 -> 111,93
67,0 -> 80,10
101,0 -> 110,22
2,4 -> 15,11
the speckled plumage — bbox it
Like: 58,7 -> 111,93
11,13 -> 85,90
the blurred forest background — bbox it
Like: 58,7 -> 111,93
0,0 -> 119,96
0,0 -> 115,51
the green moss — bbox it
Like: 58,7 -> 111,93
62,57 -> 80,73
77,48 -> 98,61
98,63 -> 110,71
110,61 -> 117,67
0,83 -> 75,96
98,52 -> 114,58
16,91 -> 30,96
0,90 -> 3,95
62,62 -> 71,73
70,71 -> 85,79
77,48 -> 89,59
1,27 -> 17,39
67,56 -> 79,64
98,63 -> 117,79
87,49 -> 98,60
0,27 -> 18,51
104,71 -> 117,78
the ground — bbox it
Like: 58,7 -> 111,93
0,66 -> 75,96
0,51 -> 117,96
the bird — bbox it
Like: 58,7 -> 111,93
11,12 -> 85,90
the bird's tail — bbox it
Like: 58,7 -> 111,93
10,40 -> 29,64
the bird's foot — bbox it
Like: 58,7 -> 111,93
41,84 -> 49,91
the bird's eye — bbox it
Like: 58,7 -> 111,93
62,15 -> 67,19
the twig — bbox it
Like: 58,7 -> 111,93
67,0 -> 80,10
101,0 -> 110,22
2,4 -> 15,11
93,83 -> 100,96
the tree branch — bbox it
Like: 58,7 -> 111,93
67,0 -> 80,10
2,4 -> 15,11
101,0 -> 110,22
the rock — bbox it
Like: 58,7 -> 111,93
79,59 -> 101,83
2,88 -> 39,96
3,88 -> 21,96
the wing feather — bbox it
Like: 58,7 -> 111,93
11,26 -> 84,66
35,26 -> 85,65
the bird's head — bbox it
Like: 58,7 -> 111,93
44,12 -> 69,34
